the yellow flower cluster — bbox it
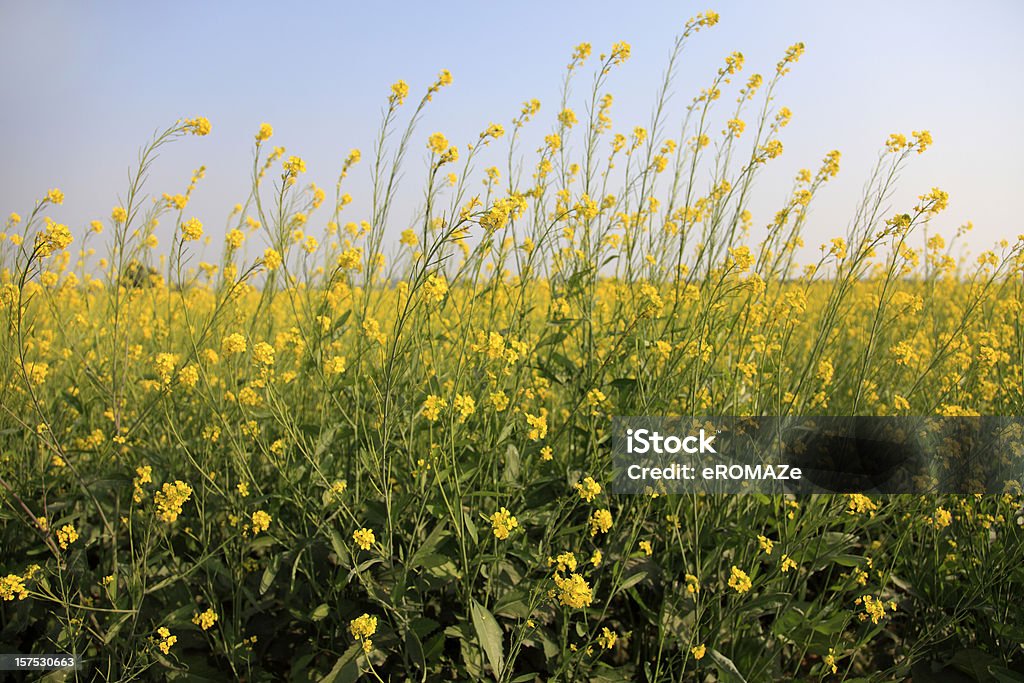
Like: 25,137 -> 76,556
184,117 -> 211,136
553,572 -> 593,609
34,219 -> 73,257
855,595 -> 896,624
193,608 -> 218,630
181,217 -> 203,241
157,627 -> 177,654
421,273 -> 448,304
56,524 -> 79,550
349,613 -> 377,653
846,494 -> 878,516
574,477 -> 602,502
283,155 -> 306,175
728,565 -> 752,594
154,481 -> 193,523
251,510 -> 272,535
489,507 -> 519,540
0,574 -> 29,601
589,509 -> 613,536
222,333 -> 247,355
353,527 -> 375,550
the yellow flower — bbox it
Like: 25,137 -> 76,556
780,555 -> 797,573
728,565 -> 752,594
586,388 -> 606,415
390,80 -> 410,105
886,133 -> 907,152
353,527 -> 375,550
251,341 -> 275,366
757,534 -> 774,555
553,572 -> 592,609
222,333 -> 247,355
192,608 -> 218,630
226,228 -> 245,249
349,613 -> 377,638
931,506 -> 953,529
349,613 -> 377,652
639,540 -> 653,556
283,156 -> 306,175
574,476 -> 602,502
263,248 -> 282,270
251,510 -> 272,535
452,394 -> 475,422
400,229 -> 418,246
912,129 -> 933,153
256,122 -> 274,142
637,283 -> 664,318
111,206 -> 127,223
157,627 -> 177,655
47,188 -> 65,205
34,220 -> 73,257
154,481 -> 193,523
181,217 -> 203,241
489,507 -> 519,540
824,648 -> 838,674
855,594 -> 888,624
324,356 -> 347,376
428,132 -> 449,155
56,524 -> 79,550
21,361 -> 49,386
184,117 -> 211,136
0,574 -> 29,601
597,627 -> 617,650
422,273 -> 448,304
589,509 -> 613,536
692,644 -> 706,660
846,494 -> 878,516
685,573 -> 700,595
610,41 -> 631,65
549,552 -> 577,572
422,395 -> 447,422
525,412 -> 547,440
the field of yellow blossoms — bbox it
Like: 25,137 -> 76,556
2,11 -> 1024,682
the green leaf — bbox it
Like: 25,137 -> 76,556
988,665 -> 1024,683
616,570 -> 648,594
464,514 -> 479,545
470,600 -> 505,681
310,603 -> 330,622
710,648 -> 748,683
319,643 -> 362,683
830,554 -> 865,567
260,554 -> 281,595
503,444 -> 520,482
329,528 -> 349,564
949,649 -> 1001,680
407,520 -> 448,569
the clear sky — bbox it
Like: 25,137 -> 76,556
2,1 -> 1022,263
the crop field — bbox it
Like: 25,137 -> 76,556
2,9 -> 1024,682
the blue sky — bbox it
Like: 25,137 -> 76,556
2,1 -> 1022,262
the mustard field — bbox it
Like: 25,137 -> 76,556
2,11 -> 1024,681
